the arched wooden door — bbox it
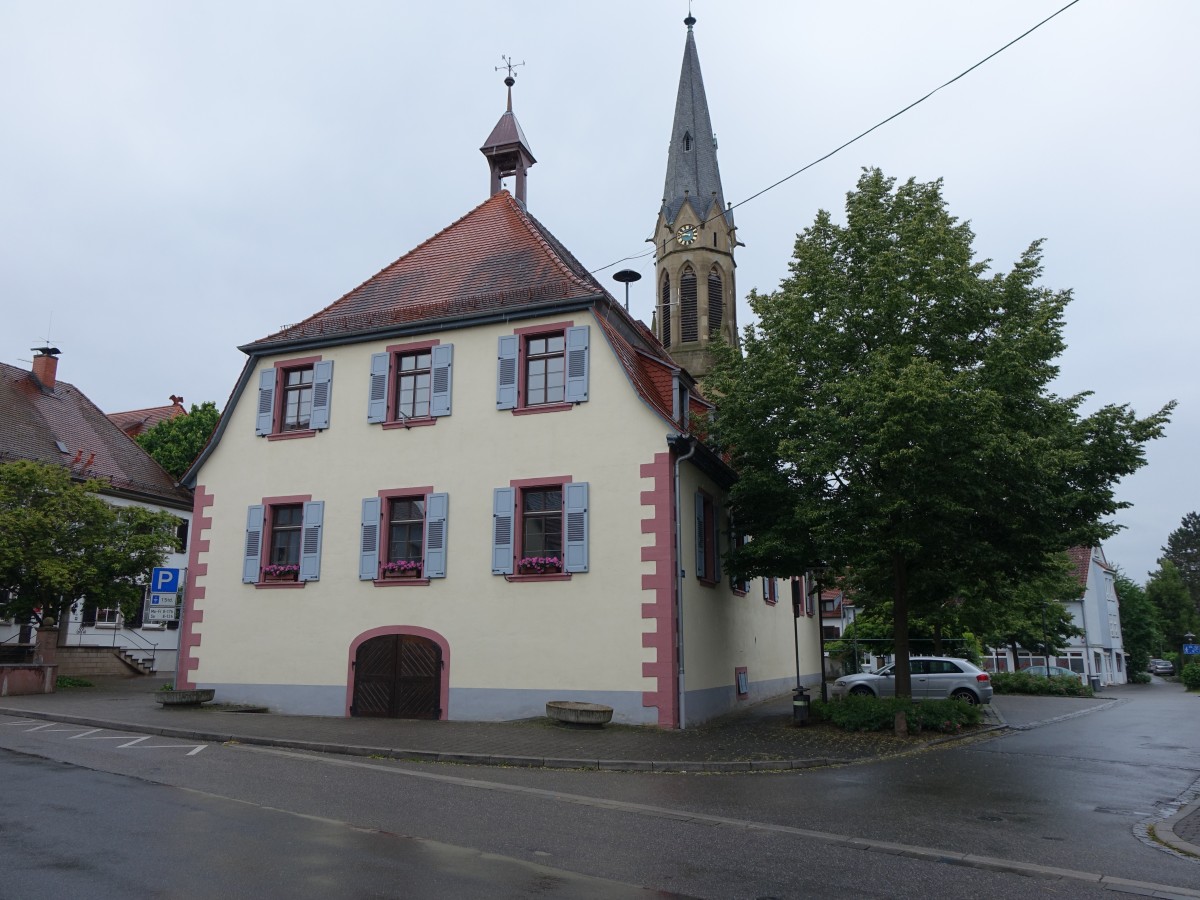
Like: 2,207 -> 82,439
352,634 -> 442,719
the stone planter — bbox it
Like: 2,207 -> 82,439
155,688 -> 215,707
546,700 -> 613,726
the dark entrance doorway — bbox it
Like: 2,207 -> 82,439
352,634 -> 442,719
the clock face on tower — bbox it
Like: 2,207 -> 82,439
676,224 -> 697,246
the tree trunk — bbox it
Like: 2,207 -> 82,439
892,553 -> 912,698
932,622 -> 944,657
1010,639 -> 1022,670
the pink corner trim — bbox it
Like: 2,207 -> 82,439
345,626 -> 450,719
639,452 -> 678,727
179,484 -> 215,690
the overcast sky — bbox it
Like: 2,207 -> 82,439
2,1 -> 1195,582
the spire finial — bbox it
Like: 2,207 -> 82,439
496,55 -> 525,113
685,0 -> 695,29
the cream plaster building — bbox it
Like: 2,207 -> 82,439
179,17 -> 820,727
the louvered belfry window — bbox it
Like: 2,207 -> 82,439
708,266 -> 724,338
680,266 -> 698,343
660,272 -> 672,347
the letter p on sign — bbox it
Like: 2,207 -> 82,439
151,568 -> 180,594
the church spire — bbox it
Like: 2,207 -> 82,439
653,14 -> 738,381
480,57 -> 536,206
661,13 -> 731,231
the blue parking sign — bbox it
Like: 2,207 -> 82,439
151,567 -> 181,594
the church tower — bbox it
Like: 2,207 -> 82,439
654,13 -> 738,379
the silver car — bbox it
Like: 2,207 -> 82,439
830,656 -> 993,705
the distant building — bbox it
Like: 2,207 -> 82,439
109,395 -> 187,439
0,349 -> 192,675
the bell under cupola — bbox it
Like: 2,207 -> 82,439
654,14 -> 738,380
480,59 -> 536,207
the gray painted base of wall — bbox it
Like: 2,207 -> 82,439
197,672 -> 827,725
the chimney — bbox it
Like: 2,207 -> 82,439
31,347 -> 61,390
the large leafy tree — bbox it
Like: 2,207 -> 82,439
0,461 -> 180,626
707,169 -> 1173,698
1113,569 -> 1160,675
135,401 -> 221,480
1161,512 -> 1200,618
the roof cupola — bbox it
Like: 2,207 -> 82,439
480,57 -> 536,207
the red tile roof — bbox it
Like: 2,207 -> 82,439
247,191 -> 608,348
0,361 -> 192,509
1066,546 -> 1092,588
108,397 -> 187,438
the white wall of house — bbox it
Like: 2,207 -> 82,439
187,310 -> 818,724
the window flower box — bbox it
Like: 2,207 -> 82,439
262,565 -> 299,583
517,556 -> 562,576
380,560 -> 423,579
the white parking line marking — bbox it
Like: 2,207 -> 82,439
68,730 -> 136,741
117,736 -> 150,748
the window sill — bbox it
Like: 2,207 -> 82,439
698,577 -> 719,589
253,581 -> 306,589
732,588 -> 749,597
382,417 -> 436,430
266,429 -> 317,441
504,573 -> 573,583
511,403 -> 574,417
94,622 -> 120,629
372,577 -> 431,587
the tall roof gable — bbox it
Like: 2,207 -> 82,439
247,190 -> 609,349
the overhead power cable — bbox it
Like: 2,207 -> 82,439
589,0 -> 1083,276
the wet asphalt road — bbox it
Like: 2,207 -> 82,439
1,680 -> 1196,898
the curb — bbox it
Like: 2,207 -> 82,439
0,704 -> 1003,774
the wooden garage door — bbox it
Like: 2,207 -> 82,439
352,635 -> 441,719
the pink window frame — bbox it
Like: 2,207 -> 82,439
253,493 -> 312,589
507,474 -> 573,582
382,339 -> 440,430
266,355 -> 322,441
512,320 -> 574,415
373,485 -> 434,586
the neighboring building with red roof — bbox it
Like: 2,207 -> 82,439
108,395 -> 188,439
1,350 -> 192,674
178,18 -> 820,726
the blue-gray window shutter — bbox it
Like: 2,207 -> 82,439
763,577 -> 770,600
695,492 -> 706,578
309,360 -> 334,430
564,481 -> 589,573
243,505 -> 264,583
492,487 -> 514,574
367,352 -> 389,423
496,335 -> 519,410
712,502 -> 722,581
255,370 -> 275,435
430,344 -> 453,417
359,497 -> 381,581
299,500 -> 324,581
424,492 -> 449,578
564,325 -> 590,404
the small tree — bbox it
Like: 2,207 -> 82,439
708,169 -> 1173,698
1145,560 -> 1200,659
136,401 -> 221,480
0,461 -> 180,626
1113,569 -> 1160,675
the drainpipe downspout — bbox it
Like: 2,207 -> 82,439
672,435 -> 697,730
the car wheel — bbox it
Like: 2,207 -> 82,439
849,686 -> 873,697
950,688 -> 978,705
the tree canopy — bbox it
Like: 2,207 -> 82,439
1114,569 -> 1160,674
1161,512 -> 1200,618
135,401 -> 221,480
707,169 -> 1174,697
0,460 -> 180,625
1145,559 -> 1200,657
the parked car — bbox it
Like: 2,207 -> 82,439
830,656 -> 993,705
1020,665 -> 1082,680
1149,659 -> 1175,675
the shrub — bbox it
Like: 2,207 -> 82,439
990,671 -> 1093,697
1129,671 -> 1151,684
55,676 -> 93,689
812,694 -> 981,733
1182,662 -> 1200,691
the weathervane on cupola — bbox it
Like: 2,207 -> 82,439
480,55 -> 537,207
